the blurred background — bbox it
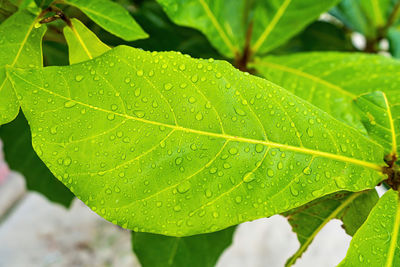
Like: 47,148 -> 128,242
0,0 -> 398,266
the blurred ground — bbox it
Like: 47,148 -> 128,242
0,141 -> 352,267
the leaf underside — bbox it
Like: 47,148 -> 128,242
8,45 -> 385,236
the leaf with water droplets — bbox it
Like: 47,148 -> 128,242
339,189 -> 400,267
8,46 -> 386,236
354,91 -> 399,155
0,112 -> 74,207
0,9 -> 46,125
283,190 -> 378,267
64,0 -> 148,41
132,226 -> 235,267
253,52 -> 400,132
64,18 -> 111,65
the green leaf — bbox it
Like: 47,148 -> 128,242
7,45 -> 385,236
339,189 -> 400,267
33,0 -> 53,8
63,18 -> 110,65
284,190 -> 378,266
0,9 -> 46,125
354,91 -> 398,155
132,226 -> 235,267
157,0 -> 339,58
156,0 -> 245,58
250,0 -> 341,55
0,112 -> 74,207
330,0 -> 393,38
64,0 -> 148,41
388,27 -> 400,58
253,53 -> 400,130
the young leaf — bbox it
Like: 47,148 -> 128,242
0,9 -> 46,125
63,0 -> 148,41
284,190 -> 378,266
132,226 -> 235,267
354,91 -> 398,155
7,46 -> 385,236
253,53 -> 400,129
63,18 -> 110,65
156,0 -> 340,58
339,189 -> 400,267
0,112 -> 74,207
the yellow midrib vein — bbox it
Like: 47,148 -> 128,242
286,192 -> 362,267
252,0 -> 292,54
382,93 -> 397,155
70,24 -> 93,60
10,71 -> 383,172
385,194 -> 400,267
198,0 -> 238,55
254,60 -> 357,98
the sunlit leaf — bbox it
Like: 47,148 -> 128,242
132,226 -> 235,267
0,112 -> 74,206
339,189 -> 400,267
64,0 -> 148,41
63,18 -> 110,65
0,9 -> 46,125
284,190 -> 378,266
7,46 -> 385,236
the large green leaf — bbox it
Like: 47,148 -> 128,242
7,46 -> 385,236
284,190 -> 378,266
0,112 -> 74,206
354,91 -> 398,155
64,0 -> 148,41
253,53 -> 400,132
0,0 -> 17,23
63,18 -> 110,65
156,0 -> 339,58
132,226 -> 235,267
339,189 -> 400,267
0,9 -> 46,125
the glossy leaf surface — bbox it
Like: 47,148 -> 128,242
0,112 -> 74,206
354,91 -> 398,155
8,46 -> 385,236
339,189 -> 400,267
284,190 -> 378,266
253,53 -> 400,130
157,0 -> 339,58
0,9 -> 45,125
64,18 -> 110,65
132,226 -> 235,267
64,0 -> 148,41
388,27 -> 400,58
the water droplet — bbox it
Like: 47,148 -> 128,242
107,113 -> 115,120
75,75 -> 84,82
64,157 -> 72,166
164,83 -> 173,91
267,169 -> 274,177
302,166 -> 312,175
177,181 -> 191,193
134,110 -> 145,118
243,172 -> 254,183
64,101 -> 76,108
188,97 -> 196,103
205,189 -> 212,198
255,144 -> 264,153
229,147 -> 238,155
179,64 -> 186,70
235,196 -> 242,203
306,128 -> 314,137
136,70 -> 143,76
234,107 -> 246,116
195,112 -> 203,121
173,205 -> 182,211
290,186 -> 299,196
175,157 -> 183,165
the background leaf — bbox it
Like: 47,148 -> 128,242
339,189 -> 400,267
0,0 -> 17,23
388,27 -> 400,58
64,0 -> 148,41
0,9 -> 46,125
0,112 -> 74,207
132,226 -> 235,267
284,190 -> 378,266
63,18 -> 110,64
253,53 -> 400,131
8,46 -> 385,236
